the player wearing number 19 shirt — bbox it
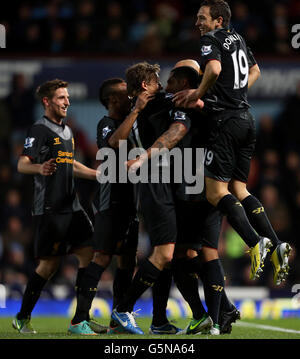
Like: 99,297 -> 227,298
174,0 -> 291,285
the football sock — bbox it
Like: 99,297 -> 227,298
151,267 -> 172,327
17,271 -> 47,320
112,267 -> 135,310
75,267 -> 86,295
220,290 -> 235,312
200,259 -> 225,325
172,257 -> 206,320
116,258 -> 161,313
72,262 -> 105,324
217,194 -> 260,248
218,263 -> 235,312
242,194 -> 281,250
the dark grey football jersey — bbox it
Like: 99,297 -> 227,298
21,116 -> 81,215
199,28 -> 257,111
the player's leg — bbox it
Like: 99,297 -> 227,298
111,216 -> 139,311
204,113 -> 271,265
172,201 -> 212,335
13,213 -> 69,333
230,179 -> 292,285
70,210 -> 115,333
150,262 -> 182,334
111,183 -> 177,334
111,243 -> 175,335
172,248 -> 212,335
13,256 -> 61,333
108,247 -> 136,334
205,177 -> 261,249
205,179 -> 272,280
200,246 -> 233,335
116,243 -> 175,311
61,209 -> 103,335
230,179 -> 280,247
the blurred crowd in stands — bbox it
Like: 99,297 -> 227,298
1,0 -> 300,56
0,0 -> 300,301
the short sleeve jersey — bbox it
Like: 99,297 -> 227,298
132,92 -> 191,150
93,116 -> 136,212
21,116 -> 81,215
199,28 -> 257,111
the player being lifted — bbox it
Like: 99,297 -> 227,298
173,0 -> 291,285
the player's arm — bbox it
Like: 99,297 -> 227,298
17,155 -> 57,176
108,91 -> 154,148
127,122 -> 187,171
173,60 -> 221,107
73,159 -> 97,180
248,64 -> 261,89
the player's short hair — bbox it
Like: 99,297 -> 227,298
125,62 -> 160,97
170,66 -> 201,89
99,78 -> 125,109
36,79 -> 68,106
201,0 -> 231,28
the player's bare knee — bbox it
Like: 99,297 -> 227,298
202,246 -> 219,262
92,251 -> 111,268
74,245 -> 93,267
205,190 -> 221,207
36,257 -> 60,280
229,180 -> 250,201
186,248 -> 198,259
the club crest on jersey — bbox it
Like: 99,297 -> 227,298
201,45 -> 212,56
174,111 -> 186,121
102,126 -> 112,139
24,137 -> 35,149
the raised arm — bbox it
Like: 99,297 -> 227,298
108,91 -> 154,148
127,122 -> 188,171
173,60 -> 221,107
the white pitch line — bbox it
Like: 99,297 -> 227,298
236,321 -> 300,335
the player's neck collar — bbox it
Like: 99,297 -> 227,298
43,115 -> 65,128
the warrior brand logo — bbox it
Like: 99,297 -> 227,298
0,24 -> 6,48
212,285 -> 224,292
53,137 -> 62,145
252,207 -> 265,214
24,137 -> 35,149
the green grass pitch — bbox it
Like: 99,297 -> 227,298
0,317 -> 300,339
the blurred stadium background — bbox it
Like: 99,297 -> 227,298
0,0 -> 300,321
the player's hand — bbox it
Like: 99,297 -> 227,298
187,98 -> 205,110
126,155 -> 146,173
40,158 -> 57,176
134,90 -> 155,113
173,89 -> 199,107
